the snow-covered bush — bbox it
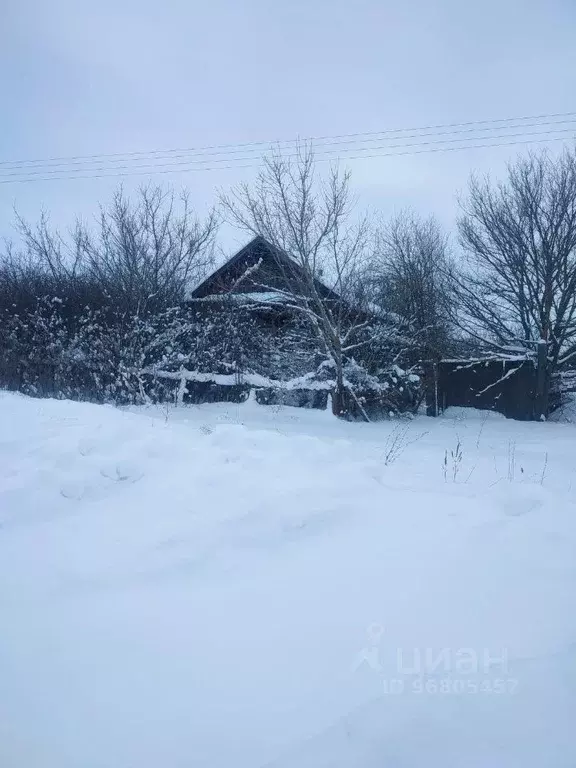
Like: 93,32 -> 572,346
309,358 -> 421,420
0,300 -> 156,403
0,296 -> 420,418
0,298 -> 315,405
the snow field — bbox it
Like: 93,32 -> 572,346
1,393 -> 576,767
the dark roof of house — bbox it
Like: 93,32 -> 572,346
189,235 -> 341,302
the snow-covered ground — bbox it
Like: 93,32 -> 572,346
1,392 -> 576,767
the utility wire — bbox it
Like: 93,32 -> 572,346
1,127 -> 574,179
1,117 -> 575,175
1,110 -> 575,169
0,134 -> 573,185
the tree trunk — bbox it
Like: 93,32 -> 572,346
331,360 -> 352,420
535,340 -> 550,420
331,384 -> 350,419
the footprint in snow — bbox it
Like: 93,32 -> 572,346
78,438 -> 97,456
60,481 -> 85,500
100,461 -> 144,483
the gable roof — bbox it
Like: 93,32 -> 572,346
189,235 -> 341,302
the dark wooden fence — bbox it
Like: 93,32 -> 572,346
425,355 -> 543,421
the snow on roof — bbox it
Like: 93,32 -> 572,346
191,291 -> 288,305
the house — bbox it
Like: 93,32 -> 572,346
188,236 -> 348,374
144,235 -> 420,418
188,234 -> 370,350
185,236 -> 338,385
189,234 -> 340,305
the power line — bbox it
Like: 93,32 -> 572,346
0,133 -> 573,185
2,117 -> 576,175
1,126 -> 574,180
1,110 -> 575,169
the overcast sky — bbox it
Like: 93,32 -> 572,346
2,0 -> 575,252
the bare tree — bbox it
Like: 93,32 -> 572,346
13,184 -> 218,314
455,146 -> 576,413
220,148 -> 380,418
6,211 -> 91,309
366,211 -> 455,360
14,212 -> 86,284
81,185 -> 217,313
